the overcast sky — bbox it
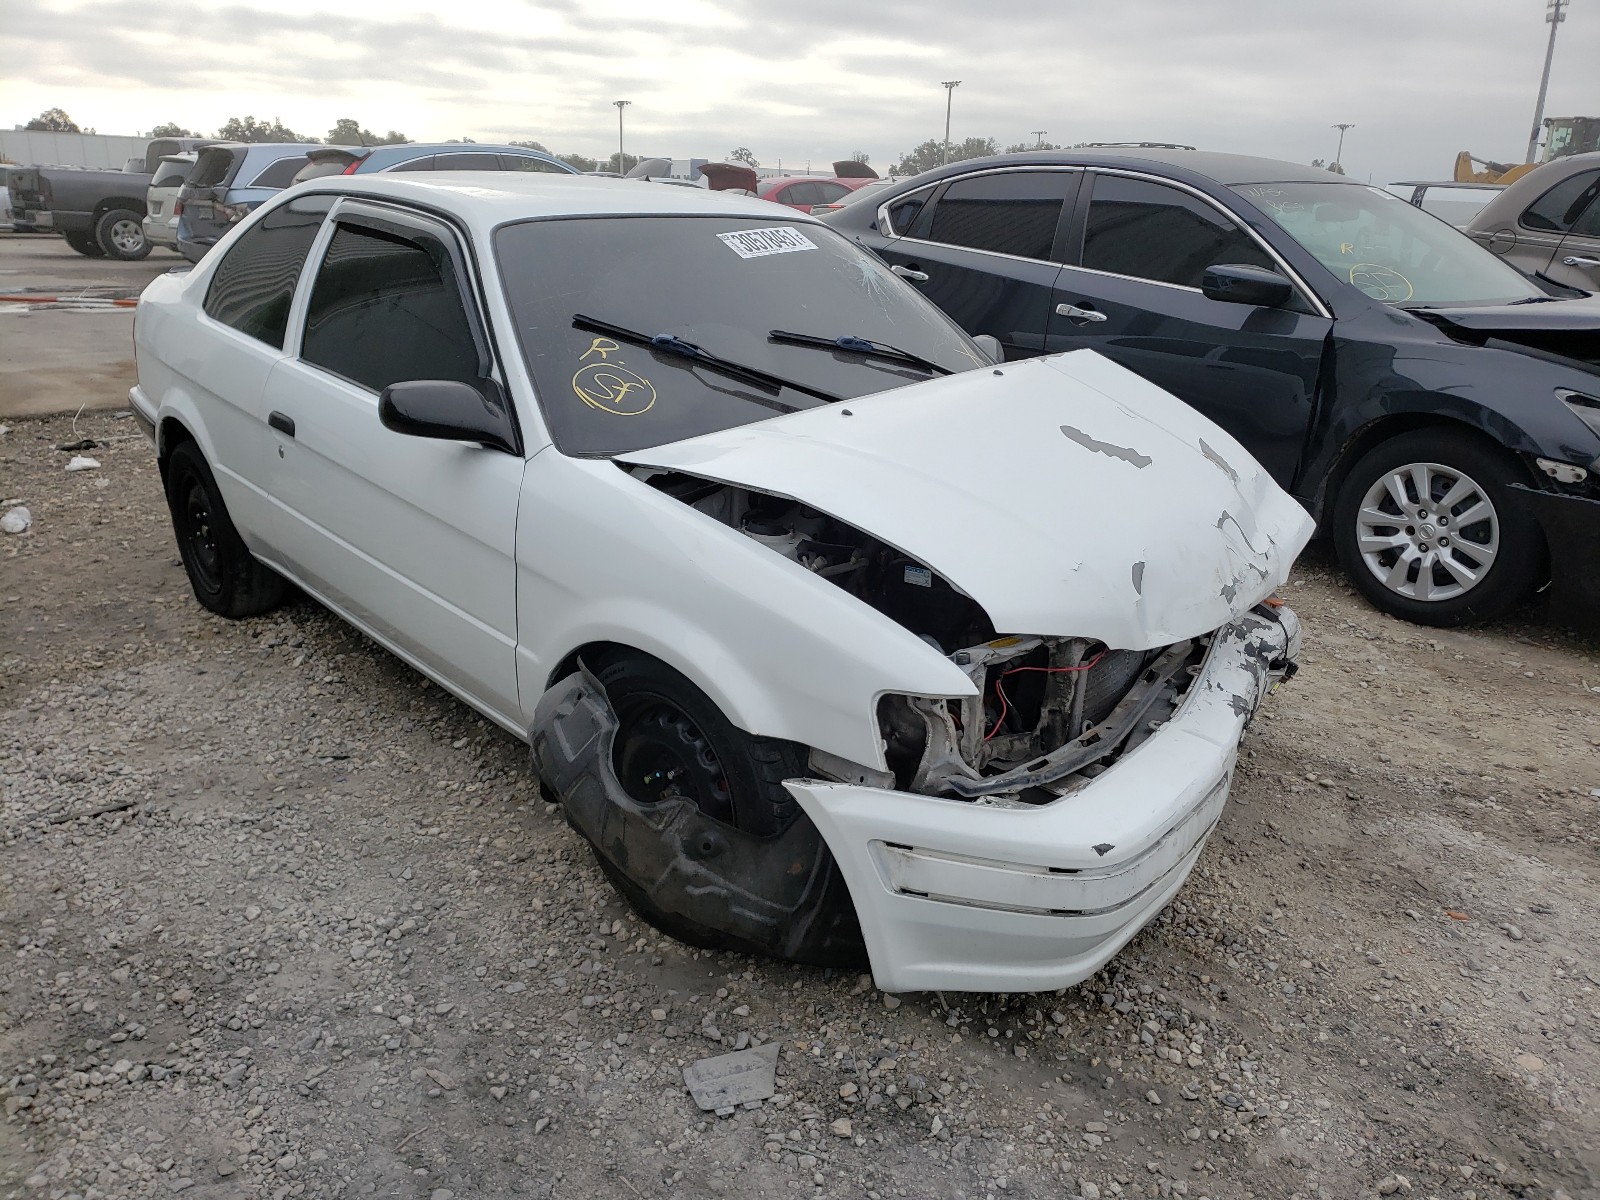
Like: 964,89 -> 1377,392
4,0 -> 1596,181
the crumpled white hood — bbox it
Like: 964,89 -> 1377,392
620,350 -> 1314,649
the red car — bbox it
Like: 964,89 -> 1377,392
700,161 -> 880,213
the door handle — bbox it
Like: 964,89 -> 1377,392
267,411 -> 296,438
1055,302 -> 1108,323
1563,255 -> 1600,267
891,264 -> 929,282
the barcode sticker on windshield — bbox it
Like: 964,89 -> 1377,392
717,226 -> 817,259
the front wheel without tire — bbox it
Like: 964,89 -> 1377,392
580,653 -> 863,966
1332,429 -> 1542,626
164,440 -> 285,618
95,207 -> 150,260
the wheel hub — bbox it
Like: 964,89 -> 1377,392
1354,460 -> 1500,603
614,701 -> 734,825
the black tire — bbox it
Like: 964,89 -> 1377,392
63,230 -> 106,258
1332,429 -> 1542,626
164,440 -> 285,618
586,653 -> 863,965
95,207 -> 150,260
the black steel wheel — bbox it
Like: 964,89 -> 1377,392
164,440 -> 285,618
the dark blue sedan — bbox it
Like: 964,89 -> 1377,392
822,149 -> 1600,627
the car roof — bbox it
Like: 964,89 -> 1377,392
295,172 -> 829,228
761,175 -> 838,188
908,148 -> 1348,187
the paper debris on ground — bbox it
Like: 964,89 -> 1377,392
1,506 -> 31,534
65,456 -> 101,473
682,1042 -> 780,1111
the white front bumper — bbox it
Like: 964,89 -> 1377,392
786,609 -> 1297,994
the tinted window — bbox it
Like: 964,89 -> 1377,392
202,195 -> 332,347
781,182 -> 823,206
434,153 -> 502,170
815,181 -> 850,203
248,156 -> 312,189
301,222 -> 481,393
151,160 -> 192,189
1085,176 -> 1272,287
883,187 -> 933,234
1521,170 -> 1600,233
503,155 -> 568,173
389,156 -> 435,173
925,171 -> 1074,260
1572,194 -> 1600,238
495,215 -> 979,456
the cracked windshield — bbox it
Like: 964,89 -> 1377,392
496,215 -> 980,455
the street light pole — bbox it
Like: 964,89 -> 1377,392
1030,130 -> 1047,150
941,81 -> 961,164
613,100 -> 631,172
1331,123 -> 1355,171
1526,0 -> 1569,163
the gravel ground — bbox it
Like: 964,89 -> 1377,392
3,411 -> 1598,1200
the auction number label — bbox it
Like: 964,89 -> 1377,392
716,226 -> 817,259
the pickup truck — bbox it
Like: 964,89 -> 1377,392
6,137 -> 211,260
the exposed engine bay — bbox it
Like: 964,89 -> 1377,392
635,468 -> 1209,804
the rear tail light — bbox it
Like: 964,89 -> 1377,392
174,199 -> 185,217
342,160 -> 361,175
219,202 -> 256,225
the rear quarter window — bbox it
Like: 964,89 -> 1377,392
247,156 -> 312,189
202,195 -> 333,348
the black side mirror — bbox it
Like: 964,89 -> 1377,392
378,380 -> 518,454
1202,263 -> 1294,308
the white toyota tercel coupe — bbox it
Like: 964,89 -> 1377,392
131,173 -> 1312,993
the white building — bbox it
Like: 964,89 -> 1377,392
2,130 -> 152,168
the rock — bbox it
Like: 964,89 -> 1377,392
1145,1089 -> 1161,1104
1514,1053 -> 1545,1073
830,1118 -> 853,1137
431,1190 -> 454,1200
1502,923 -> 1524,942
2,506 -> 32,534
882,994 -> 901,1009
1079,1183 -> 1101,1200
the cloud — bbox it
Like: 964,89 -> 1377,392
2,0 -> 1596,180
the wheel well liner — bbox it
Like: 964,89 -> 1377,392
156,416 -> 194,478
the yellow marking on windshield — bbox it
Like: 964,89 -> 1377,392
573,363 -> 657,416
581,337 -> 621,361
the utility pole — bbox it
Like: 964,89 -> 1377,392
1030,130 -> 1047,149
941,81 -> 961,164
1331,123 -> 1355,171
613,100 -> 630,172
1527,0 -> 1569,162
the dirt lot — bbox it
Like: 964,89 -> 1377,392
0,236 -> 175,420
2,408 -> 1598,1200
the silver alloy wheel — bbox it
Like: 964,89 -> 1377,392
110,219 -> 144,254
1355,460 -> 1500,602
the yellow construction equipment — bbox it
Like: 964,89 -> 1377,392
1455,116 -> 1600,183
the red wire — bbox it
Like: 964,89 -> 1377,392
983,650 -> 1107,741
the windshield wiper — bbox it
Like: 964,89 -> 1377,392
768,329 -> 954,376
573,315 -> 841,405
